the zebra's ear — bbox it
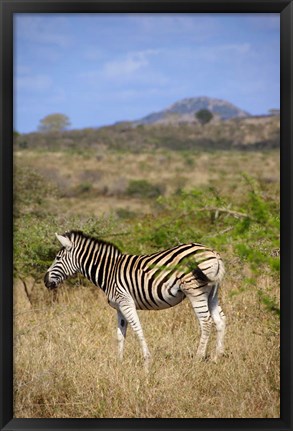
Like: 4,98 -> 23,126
55,233 -> 73,251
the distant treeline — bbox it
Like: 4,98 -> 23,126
15,115 -> 280,152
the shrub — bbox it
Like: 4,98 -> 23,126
195,109 -> 213,125
14,165 -> 59,217
116,208 -> 137,219
77,182 -> 93,194
126,179 -> 164,199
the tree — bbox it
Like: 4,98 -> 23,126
38,113 -> 71,132
268,109 -> 280,116
195,109 -> 213,125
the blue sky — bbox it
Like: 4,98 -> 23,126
14,13 -> 280,133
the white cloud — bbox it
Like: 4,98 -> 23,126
16,74 -> 52,92
102,49 -> 160,79
103,57 -> 144,77
193,43 -> 252,62
136,14 -> 219,42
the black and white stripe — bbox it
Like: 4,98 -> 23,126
44,230 -> 226,364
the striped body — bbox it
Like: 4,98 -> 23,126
113,243 -> 223,311
45,231 -> 226,365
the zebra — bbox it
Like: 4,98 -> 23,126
44,230 -> 226,365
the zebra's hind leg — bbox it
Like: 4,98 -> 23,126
208,285 -> 226,361
117,310 -> 128,361
118,300 -> 151,367
184,288 -> 213,360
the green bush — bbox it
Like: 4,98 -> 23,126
126,179 -> 164,199
14,165 -> 59,217
14,215 -> 60,281
77,182 -> 93,194
115,208 -> 137,220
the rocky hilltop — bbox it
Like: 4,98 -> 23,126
132,96 -> 250,126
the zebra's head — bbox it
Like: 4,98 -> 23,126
44,233 -> 77,290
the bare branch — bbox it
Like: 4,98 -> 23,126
198,207 -> 251,219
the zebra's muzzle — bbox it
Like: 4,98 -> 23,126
44,272 -> 57,290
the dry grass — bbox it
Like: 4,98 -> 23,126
14,149 -> 279,217
14,272 -> 279,418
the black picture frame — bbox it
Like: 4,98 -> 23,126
1,1 -> 292,430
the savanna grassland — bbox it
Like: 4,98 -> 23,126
13,120 -> 280,418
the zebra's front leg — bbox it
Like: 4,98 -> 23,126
118,300 -> 151,367
117,310 -> 128,361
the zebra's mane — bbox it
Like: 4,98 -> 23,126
65,230 -> 122,253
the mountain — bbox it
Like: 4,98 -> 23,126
132,96 -> 250,126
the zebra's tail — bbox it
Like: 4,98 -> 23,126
195,250 -> 225,285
